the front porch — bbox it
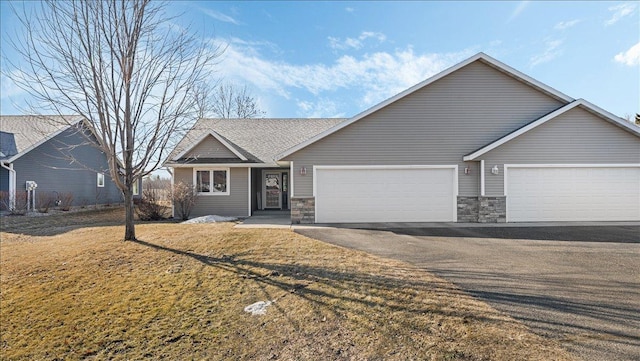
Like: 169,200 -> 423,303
236,210 -> 291,228
250,167 -> 291,213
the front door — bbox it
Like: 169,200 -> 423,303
264,172 -> 281,209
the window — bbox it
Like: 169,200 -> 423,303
195,168 -> 229,195
97,173 -> 105,188
132,179 -> 139,195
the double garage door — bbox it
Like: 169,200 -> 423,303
315,166 -> 457,223
314,165 -> 640,223
507,166 -> 640,222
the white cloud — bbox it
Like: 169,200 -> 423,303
554,19 -> 581,30
605,3 -> 636,26
530,39 -> 563,66
297,98 -> 345,118
328,31 -> 387,50
614,42 -> 640,66
211,37 -> 473,111
508,1 -> 530,23
0,74 -> 26,99
345,7 -> 355,13
200,8 -> 241,25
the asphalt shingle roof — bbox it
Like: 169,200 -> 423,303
0,115 -> 83,160
168,118 -> 346,165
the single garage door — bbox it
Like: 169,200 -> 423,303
315,166 -> 457,223
506,165 -> 640,222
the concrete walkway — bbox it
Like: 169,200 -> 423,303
235,211 -> 291,229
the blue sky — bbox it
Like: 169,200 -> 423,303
1,1 -> 639,120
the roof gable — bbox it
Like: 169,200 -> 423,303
276,52 -> 574,160
463,99 -> 640,161
167,118 -> 345,165
0,115 -> 84,163
173,131 -> 248,161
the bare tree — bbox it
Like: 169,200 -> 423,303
3,0 -> 220,240
198,82 -> 265,119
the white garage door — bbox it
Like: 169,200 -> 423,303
506,166 -> 640,222
315,166 -> 457,223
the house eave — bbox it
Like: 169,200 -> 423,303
3,117 -> 84,164
463,99 -> 640,161
172,131 -> 249,161
277,52 -> 575,161
165,162 -> 283,168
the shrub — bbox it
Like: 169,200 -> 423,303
58,192 -> 74,211
135,185 -> 170,221
36,192 -> 55,213
0,191 -> 9,211
0,191 -> 28,215
171,182 -> 198,221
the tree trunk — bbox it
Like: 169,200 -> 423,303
124,189 -> 136,241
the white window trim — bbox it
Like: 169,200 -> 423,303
480,160 -> 485,196
193,168 -> 230,196
247,168 -> 251,217
132,179 -> 139,196
97,172 -> 105,188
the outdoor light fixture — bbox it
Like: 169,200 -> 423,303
300,166 -> 307,176
464,167 -> 471,175
491,165 -> 499,175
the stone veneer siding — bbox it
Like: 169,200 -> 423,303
291,197 -> 315,224
457,196 -> 506,223
296,196 -> 506,224
478,196 -> 506,223
457,196 -> 479,222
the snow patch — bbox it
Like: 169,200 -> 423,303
244,300 -> 273,316
181,215 -> 237,224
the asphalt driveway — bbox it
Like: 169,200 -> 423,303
296,225 -> 640,361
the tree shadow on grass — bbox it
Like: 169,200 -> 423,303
130,238 -> 506,335
427,268 -> 640,356
0,207 -> 178,237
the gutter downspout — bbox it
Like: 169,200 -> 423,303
1,162 -> 16,210
169,167 -> 175,219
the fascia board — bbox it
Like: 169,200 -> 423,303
172,131 -> 248,161
166,162 -> 274,168
463,101 -> 580,161
277,52 -> 574,161
4,117 -> 83,163
463,99 -> 640,162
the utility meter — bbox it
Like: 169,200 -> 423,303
26,181 -> 38,191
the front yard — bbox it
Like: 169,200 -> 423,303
0,208 -> 575,360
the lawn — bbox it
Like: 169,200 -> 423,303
0,208 -> 575,360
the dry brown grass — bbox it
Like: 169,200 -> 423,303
0,209 -> 576,360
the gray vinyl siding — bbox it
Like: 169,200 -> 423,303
0,166 -> 8,209
481,106 -> 640,196
12,127 -> 122,206
0,167 -> 7,193
15,129 -> 121,205
186,135 -> 238,159
174,167 -> 249,217
285,60 -> 565,197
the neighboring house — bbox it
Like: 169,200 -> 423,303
165,53 -> 640,223
0,115 -> 126,210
